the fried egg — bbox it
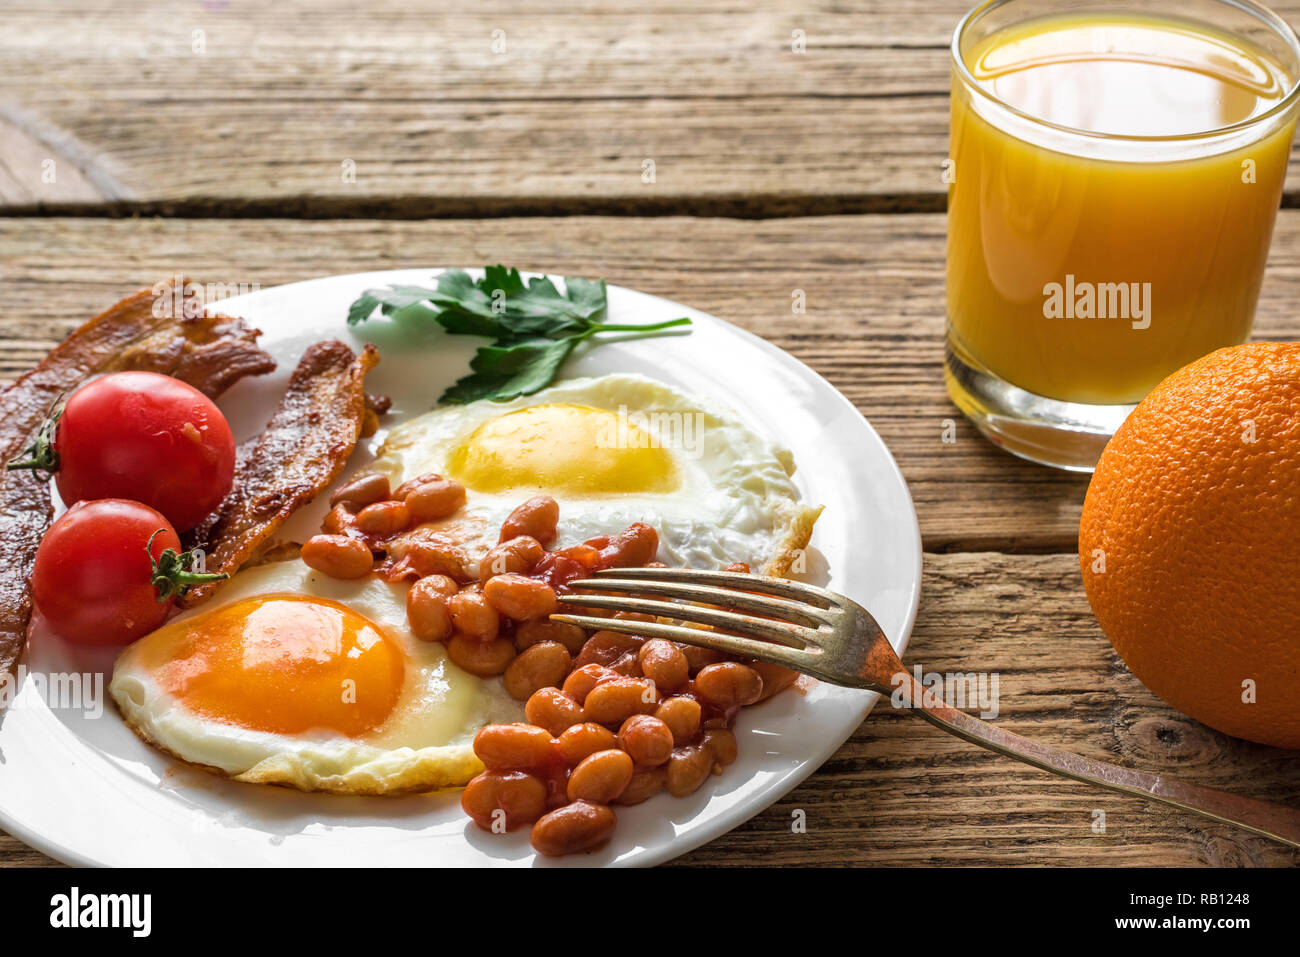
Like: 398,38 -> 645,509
109,559 -> 522,795
368,373 -> 822,577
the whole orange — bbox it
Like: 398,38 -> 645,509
1079,342 -> 1300,749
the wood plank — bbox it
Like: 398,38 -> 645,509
0,109 -> 110,206
5,552 -> 1297,867
6,1 -> 1300,212
4,212 -> 1300,549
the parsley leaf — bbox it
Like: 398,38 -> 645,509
440,338 -> 578,405
348,284 -> 446,323
348,267 -> 692,403
346,291 -> 384,327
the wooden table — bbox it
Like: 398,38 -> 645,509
2,0 -> 1297,868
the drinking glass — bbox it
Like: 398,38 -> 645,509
946,0 -> 1300,470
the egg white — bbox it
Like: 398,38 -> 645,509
109,559 -> 522,795
368,373 -> 822,576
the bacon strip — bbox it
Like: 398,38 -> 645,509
0,278 -> 276,677
181,340 -> 380,607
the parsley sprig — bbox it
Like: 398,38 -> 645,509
347,266 -> 692,403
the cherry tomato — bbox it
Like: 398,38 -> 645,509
17,371 -> 235,532
31,499 -> 223,646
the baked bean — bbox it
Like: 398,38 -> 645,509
530,801 -> 616,857
612,610 -> 657,623
479,536 -> 545,582
556,543 -> 600,570
617,714 -> 674,768
567,749 -> 634,804
695,662 -> 764,709
525,688 -> 586,737
553,722 -> 617,766
608,651 -> 643,677
400,538 -> 469,582
562,663 -> 616,705
701,727 -> 738,767
447,635 -> 515,677
393,472 -> 443,499
749,660 -> 800,702
583,677 -> 659,726
461,770 -> 546,831
595,522 -> 659,569
680,642 -> 729,673
531,552 -> 588,591
617,767 -> 667,806
329,473 -> 391,509
654,696 -> 702,745
575,630 -> 644,670
473,723 -> 554,771
448,591 -> 499,641
503,641 -> 572,701
417,573 -> 458,598
722,561 -> 750,573
500,496 -> 559,547
321,503 -> 357,535
403,477 -> 467,524
451,528 -> 779,854
483,573 -> 558,621
516,619 -> 587,654
354,500 -> 411,537
638,639 -> 689,691
543,769 -> 571,810
666,745 -> 714,797
406,577 -> 454,642
301,534 -> 373,579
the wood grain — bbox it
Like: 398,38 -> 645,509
4,551 -> 1296,867
6,0 -> 1300,214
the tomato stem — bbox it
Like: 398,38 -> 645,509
5,402 -> 63,479
147,529 -> 228,602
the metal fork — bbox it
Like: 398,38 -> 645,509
552,567 -> 1300,850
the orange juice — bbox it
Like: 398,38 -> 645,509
948,12 -> 1298,406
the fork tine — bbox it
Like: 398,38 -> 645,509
567,576 -> 834,628
556,593 -> 815,647
584,566 -> 837,607
550,614 -> 813,670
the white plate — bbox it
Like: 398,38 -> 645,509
0,270 -> 921,867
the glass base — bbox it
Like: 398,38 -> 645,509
944,343 -> 1134,473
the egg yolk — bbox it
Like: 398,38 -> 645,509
143,596 -> 404,737
446,403 -> 679,495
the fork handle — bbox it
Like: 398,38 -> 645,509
896,675 -> 1300,849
